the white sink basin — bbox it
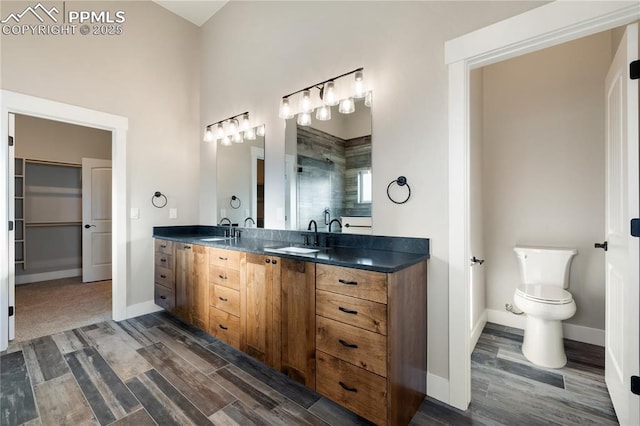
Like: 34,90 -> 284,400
265,246 -> 320,254
199,237 -> 228,242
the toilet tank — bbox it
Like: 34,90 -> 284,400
513,246 -> 577,288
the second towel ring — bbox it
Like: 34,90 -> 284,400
230,195 -> 241,209
152,191 -> 168,208
387,176 -> 411,204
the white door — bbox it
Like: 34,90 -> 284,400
604,23 -> 639,426
82,158 -> 112,283
7,113 -> 16,341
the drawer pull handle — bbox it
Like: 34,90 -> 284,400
339,339 -> 358,349
219,324 -> 228,330
160,258 -> 167,263
218,274 -> 227,280
184,245 -> 191,249
160,244 -> 166,248
160,296 -> 166,300
160,274 -> 167,279
219,297 -> 228,302
339,382 -> 358,393
219,256 -> 227,261
338,279 -> 358,286
338,307 -> 358,315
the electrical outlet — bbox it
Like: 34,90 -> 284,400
130,208 -> 139,220
169,208 -> 178,219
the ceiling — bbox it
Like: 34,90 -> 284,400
152,1 -> 229,27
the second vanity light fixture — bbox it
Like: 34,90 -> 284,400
278,67 -> 371,125
203,111 -> 265,146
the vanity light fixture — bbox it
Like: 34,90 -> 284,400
221,135 -> 232,146
278,67 -> 367,122
215,123 -> 225,139
245,127 -> 256,140
227,118 -> 239,135
204,127 -> 214,142
203,111 -> 263,145
232,131 -> 244,144
364,91 -> 372,108
256,124 -> 265,137
241,113 -> 250,131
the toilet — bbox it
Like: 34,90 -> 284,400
513,246 -> 577,368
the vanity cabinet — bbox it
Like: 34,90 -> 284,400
315,262 -> 427,426
174,243 -> 193,321
154,239 -> 175,310
208,247 -> 244,347
190,245 -> 209,330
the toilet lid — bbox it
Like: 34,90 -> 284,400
516,284 -> 573,304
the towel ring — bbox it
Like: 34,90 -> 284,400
230,195 -> 241,209
386,176 -> 411,204
152,191 -> 168,208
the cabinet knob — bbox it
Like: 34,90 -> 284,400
265,259 -> 271,264
272,259 -> 277,265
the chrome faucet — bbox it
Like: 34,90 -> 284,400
244,217 -> 255,227
329,218 -> 342,232
307,219 -> 319,246
219,217 -> 234,237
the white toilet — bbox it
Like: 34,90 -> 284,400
513,246 -> 577,368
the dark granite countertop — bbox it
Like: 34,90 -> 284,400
153,226 -> 429,273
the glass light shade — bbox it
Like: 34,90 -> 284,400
256,124 -> 265,137
354,70 -> 365,98
227,119 -> 238,135
300,89 -> 313,113
316,105 -> 331,121
204,127 -> 213,142
364,91 -> 372,108
221,135 -> 232,146
215,123 -> 225,139
338,98 -> 355,114
323,81 -> 339,106
279,97 -> 294,119
297,112 -> 312,126
245,127 -> 256,140
233,131 -> 244,143
241,114 -> 250,131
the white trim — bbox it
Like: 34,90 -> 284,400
427,372 -> 450,405
0,90 -> 128,351
15,268 -> 82,285
470,310 -> 487,353
446,1 -> 640,411
486,308 -> 605,347
250,146 -> 264,227
126,300 -> 163,319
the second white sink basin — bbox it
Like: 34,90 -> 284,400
265,246 -> 320,254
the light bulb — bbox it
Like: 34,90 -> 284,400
338,98 -> 355,114
316,105 -> 331,121
256,124 -> 265,137
245,127 -> 256,140
241,114 -> 250,131
204,127 -> 213,142
297,112 -> 312,126
354,70 -> 365,98
323,81 -> 339,106
279,97 -> 293,119
300,89 -> 313,113
215,123 -> 225,139
233,132 -> 244,143
227,119 -> 238,135
221,135 -> 232,146
364,91 -> 372,108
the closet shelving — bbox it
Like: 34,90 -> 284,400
14,158 -> 25,269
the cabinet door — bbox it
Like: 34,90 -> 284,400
174,243 -> 193,321
280,259 -> 316,388
243,253 -> 280,368
191,245 -> 209,330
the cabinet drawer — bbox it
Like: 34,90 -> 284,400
316,264 -> 387,304
210,284 -> 240,317
209,308 -> 240,348
154,284 -> 175,311
154,266 -> 174,288
155,239 -> 174,255
316,316 -> 386,377
155,253 -> 173,270
209,265 -> 240,290
316,290 -> 387,335
316,351 -> 387,425
209,248 -> 241,270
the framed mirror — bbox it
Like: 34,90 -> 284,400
285,99 -> 372,233
216,128 -> 265,228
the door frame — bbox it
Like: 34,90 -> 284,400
0,90 -> 128,351
445,1 -> 640,410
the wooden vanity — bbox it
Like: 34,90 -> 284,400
153,236 -> 427,425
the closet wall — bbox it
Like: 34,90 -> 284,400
15,114 -> 111,284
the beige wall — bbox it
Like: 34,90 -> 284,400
198,1 -> 543,379
2,1 -> 201,306
482,31 -> 612,331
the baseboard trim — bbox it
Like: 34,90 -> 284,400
486,308 -> 604,347
16,268 -> 81,285
470,311 -> 488,353
126,300 -> 163,319
427,372 -> 450,404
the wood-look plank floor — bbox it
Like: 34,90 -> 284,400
1,316 -> 617,426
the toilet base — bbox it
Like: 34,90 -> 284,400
522,316 -> 567,369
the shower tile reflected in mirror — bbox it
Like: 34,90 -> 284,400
285,99 -> 371,232
216,128 -> 265,228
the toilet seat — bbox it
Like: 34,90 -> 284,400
516,284 -> 573,305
